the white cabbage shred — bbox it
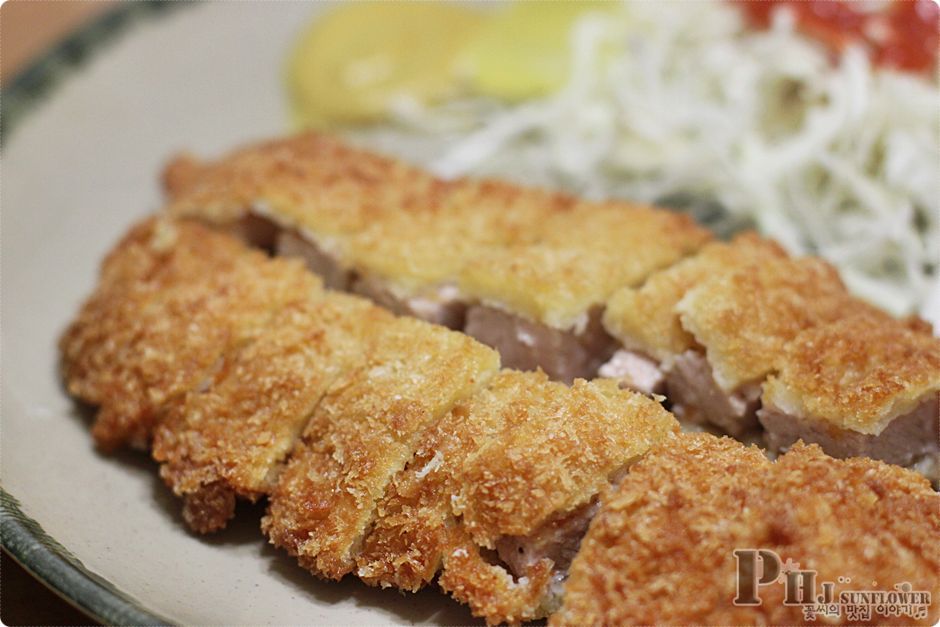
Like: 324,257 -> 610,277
349,1 -> 939,328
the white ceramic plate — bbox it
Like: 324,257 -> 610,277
1,3 -> 478,624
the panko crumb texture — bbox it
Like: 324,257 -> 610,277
676,254 -> 888,391
553,433 -> 940,626
59,217 -> 320,450
764,313 -> 940,434
602,232 -> 787,361
152,292 -> 394,533
163,132 -> 712,323
356,370 -> 677,624
60,210 -> 940,627
263,315 -> 499,579
459,203 -> 711,329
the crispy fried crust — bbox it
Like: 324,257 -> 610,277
763,313 -> 940,435
163,133 -> 443,237
152,292 -> 392,533
163,133 -> 711,319
460,204 -> 711,330
676,255 -> 883,391
355,376 -> 521,593
553,433 -> 940,626
356,370 -> 677,624
440,377 -> 677,624
451,377 -> 677,545
59,217 -> 319,450
603,233 -> 787,361
262,316 -> 499,579
341,178 -> 580,294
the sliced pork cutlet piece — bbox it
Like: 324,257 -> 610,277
262,316 -> 498,578
553,433 -> 940,625
600,233 -> 786,395
340,181 -> 580,330
357,370 -> 678,624
354,371 -> 531,594
152,292 -> 395,534
60,217 -> 319,451
759,312 -> 940,481
670,255 -> 884,437
461,203 -> 712,383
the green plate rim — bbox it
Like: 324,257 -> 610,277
1,489 -> 171,625
1,2 -> 187,624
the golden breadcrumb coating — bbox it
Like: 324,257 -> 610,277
554,433 -> 940,626
355,373 -> 526,593
342,210 -> 483,293
263,316 -> 498,579
603,233 -> 787,361
60,217 -> 319,450
676,255 -> 885,391
440,377 -> 677,624
164,132 -> 442,237
764,313 -> 940,435
342,179 -> 582,293
450,376 -> 677,545
163,133 -> 710,308
152,292 -> 393,533
460,204 -> 712,330
356,370 -> 676,624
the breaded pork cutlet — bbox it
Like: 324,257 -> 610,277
340,179 -> 579,329
151,292 -> 397,533
356,370 -> 678,624
59,217 -> 318,450
461,202 -> 711,383
600,232 -> 787,395
553,433 -> 940,625
760,313 -> 940,480
668,254 -> 880,436
263,316 -> 499,579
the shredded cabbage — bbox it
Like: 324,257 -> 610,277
347,1 -> 939,328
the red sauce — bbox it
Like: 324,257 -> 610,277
738,1 -> 938,73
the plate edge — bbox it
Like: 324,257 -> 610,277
0,3 -> 190,623
1,488 -> 172,626
1,0 -> 191,142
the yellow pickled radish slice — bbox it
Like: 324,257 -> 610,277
287,2 -> 484,128
460,1 -> 616,102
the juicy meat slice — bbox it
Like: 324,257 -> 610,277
553,433 -> 940,626
276,228 -> 353,291
263,316 -> 498,579
351,275 -> 467,330
59,217 -> 319,450
152,292 -> 391,533
760,393 -> 939,482
597,349 -> 665,395
219,213 -> 280,251
463,305 -> 616,384
760,313 -> 940,480
665,350 -> 761,437
495,499 -> 600,579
